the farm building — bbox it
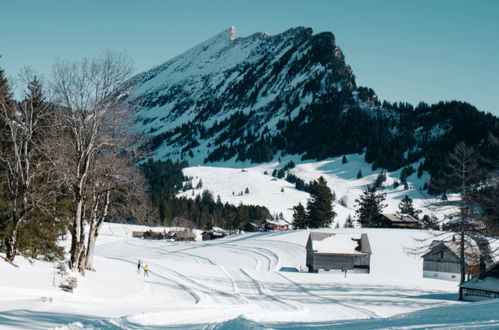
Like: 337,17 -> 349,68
243,222 -> 262,232
202,228 -> 228,240
459,261 -> 499,302
372,213 -> 420,228
263,219 -> 290,231
422,240 -> 481,281
174,230 -> 197,242
306,232 -> 372,273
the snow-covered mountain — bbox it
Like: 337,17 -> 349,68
121,26 -> 364,161
121,26 -> 498,177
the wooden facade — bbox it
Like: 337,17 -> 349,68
306,232 -> 372,273
263,219 -> 290,231
422,241 -> 480,281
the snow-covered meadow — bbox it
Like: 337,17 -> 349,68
2,223 -> 499,329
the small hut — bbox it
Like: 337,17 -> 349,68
459,262 -> 499,301
263,219 -> 290,231
175,230 -> 196,242
372,213 -> 420,228
306,232 -> 372,273
422,240 -> 480,281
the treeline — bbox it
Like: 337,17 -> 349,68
140,159 -> 271,229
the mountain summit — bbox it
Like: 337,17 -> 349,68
120,27 -> 498,180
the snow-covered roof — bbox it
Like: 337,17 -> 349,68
310,232 -> 370,255
266,219 -> 290,226
460,277 -> 499,292
422,240 -> 481,265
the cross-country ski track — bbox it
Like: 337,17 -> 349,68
1,223 -> 499,329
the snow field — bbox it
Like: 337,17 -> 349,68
0,223 -> 480,329
178,153 -> 458,224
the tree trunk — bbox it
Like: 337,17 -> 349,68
69,191 -> 86,272
85,190 -> 110,271
5,226 -> 19,262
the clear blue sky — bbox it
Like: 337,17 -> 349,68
1,0 -> 498,115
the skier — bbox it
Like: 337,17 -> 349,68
143,264 -> 149,277
137,260 -> 142,274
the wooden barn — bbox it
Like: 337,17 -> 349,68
306,232 -> 372,273
422,240 -> 480,281
202,228 -> 228,240
243,222 -> 262,232
459,261 -> 499,301
174,230 -> 196,242
372,213 -> 420,228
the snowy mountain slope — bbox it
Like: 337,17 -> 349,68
177,153 -> 458,223
121,26 -> 499,179
120,26 -> 358,162
1,223 -> 486,329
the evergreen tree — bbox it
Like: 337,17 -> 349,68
398,195 -> 416,217
373,171 -> 386,189
245,187 -> 249,194
342,155 -> 348,164
281,187 -> 284,192
292,203 -> 307,229
356,169 -> 363,179
421,214 -> 438,229
417,163 -> 424,178
344,214 -> 355,228
306,176 -> 336,228
355,185 -> 386,227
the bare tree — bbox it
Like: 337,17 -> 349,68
50,50 -> 133,272
84,152 -> 148,271
0,71 -> 55,262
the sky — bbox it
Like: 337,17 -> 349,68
1,0 -> 498,115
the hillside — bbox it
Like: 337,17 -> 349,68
177,153 -> 457,223
120,26 -> 499,181
5,223 -> 498,328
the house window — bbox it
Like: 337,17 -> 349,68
451,275 -> 456,278
439,252 -> 445,258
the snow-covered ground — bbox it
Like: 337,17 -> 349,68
178,153 -> 458,224
2,223 -> 498,329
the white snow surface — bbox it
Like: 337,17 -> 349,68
2,223 -> 498,329
178,153 -> 458,224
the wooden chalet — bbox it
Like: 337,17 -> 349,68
422,240 -> 480,281
372,213 -> 420,228
263,219 -> 290,231
460,261 -> 499,302
306,232 -> 372,273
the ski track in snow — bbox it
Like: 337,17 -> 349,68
105,255 -> 202,304
2,224 -> 484,329
274,271 -> 379,319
